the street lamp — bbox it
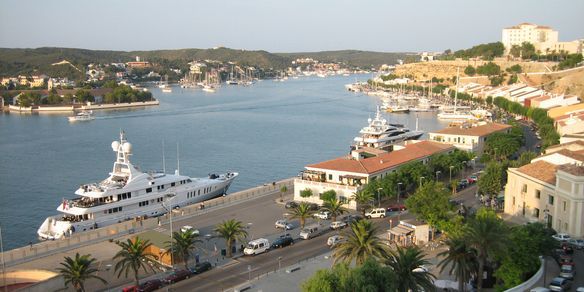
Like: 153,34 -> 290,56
377,188 -> 383,207
247,222 -> 253,240
461,161 -> 467,178
278,256 -> 283,270
435,171 -> 441,181
449,165 -> 454,184
397,183 -> 403,204
419,176 -> 425,187
163,193 -> 176,268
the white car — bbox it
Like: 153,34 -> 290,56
275,219 -> 293,230
568,239 -> 584,249
552,233 -> 571,242
365,208 -> 386,219
330,221 -> 347,230
314,211 -> 331,220
327,235 -> 345,247
180,225 -> 200,235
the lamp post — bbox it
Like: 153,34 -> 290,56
397,183 -> 403,204
449,165 -> 454,184
435,171 -> 441,181
247,222 -> 253,240
419,176 -> 425,187
377,188 -> 383,208
162,193 -> 176,268
278,256 -> 283,270
461,161 -> 467,178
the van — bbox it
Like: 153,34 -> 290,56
365,208 -> 387,219
300,224 -> 322,240
243,238 -> 270,255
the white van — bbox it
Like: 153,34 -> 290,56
299,225 -> 322,240
243,238 -> 270,255
365,208 -> 387,219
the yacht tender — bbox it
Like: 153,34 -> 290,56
37,132 -> 238,240
68,110 -> 94,122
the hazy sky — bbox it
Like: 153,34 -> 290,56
1,0 -> 583,53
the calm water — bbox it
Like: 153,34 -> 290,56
0,76 -> 450,250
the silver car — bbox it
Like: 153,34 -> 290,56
549,277 -> 571,292
560,265 -> 575,280
568,239 -> 584,249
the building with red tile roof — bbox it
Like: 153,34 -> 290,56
428,123 -> 511,155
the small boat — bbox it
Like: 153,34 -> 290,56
202,85 -> 216,93
162,87 -> 172,93
386,105 -> 409,113
68,110 -> 94,122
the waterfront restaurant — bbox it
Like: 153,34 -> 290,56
293,141 -> 455,210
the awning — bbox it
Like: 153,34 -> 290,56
389,224 -> 415,236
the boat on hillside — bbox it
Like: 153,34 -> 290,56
353,106 -> 424,151
37,131 -> 238,240
68,110 -> 94,122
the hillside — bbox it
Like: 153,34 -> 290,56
0,47 -> 408,77
520,66 -> 584,98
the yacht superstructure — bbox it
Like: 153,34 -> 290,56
37,132 -> 238,240
353,106 -> 424,151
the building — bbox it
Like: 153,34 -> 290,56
387,219 -> 430,246
503,144 -> 584,237
293,141 -> 455,209
428,123 -> 512,155
502,23 -> 582,55
554,111 -> 584,136
548,103 -> 584,120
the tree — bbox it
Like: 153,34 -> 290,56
386,246 -> 436,292
506,64 -> 522,73
351,190 -> 373,216
279,185 -> 288,202
477,161 -> 505,197
476,62 -> 501,76
75,89 -> 94,103
465,208 -> 508,292
520,42 -> 536,60
113,238 -> 158,287
214,219 -> 248,257
57,253 -> 107,292
300,188 -> 313,198
486,96 -> 493,107
165,229 -> 201,270
509,45 -> 521,58
320,189 -> 337,202
302,259 -> 395,292
438,235 -> 478,292
464,65 -> 476,76
405,181 -> 452,236
322,198 -> 347,222
332,220 -> 387,265
291,202 -> 315,229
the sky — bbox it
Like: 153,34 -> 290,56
1,0 -> 583,53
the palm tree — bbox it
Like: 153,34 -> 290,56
214,219 -> 248,257
386,246 -> 435,292
113,237 -> 158,287
351,190 -> 373,216
290,202 -> 314,229
332,220 -> 387,265
465,208 -> 507,292
165,229 -> 202,270
57,253 -> 107,292
438,235 -> 478,292
279,185 -> 288,202
322,198 -> 347,222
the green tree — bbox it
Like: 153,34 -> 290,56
405,181 -> 452,236
113,238 -> 158,288
75,89 -> 94,103
477,161 -> 505,197
300,188 -> 313,198
465,208 -> 508,292
386,246 -> 436,292
214,219 -> 248,257
464,65 -> 476,76
476,62 -> 501,76
558,53 -> 583,70
57,253 -> 107,292
302,259 -> 395,292
506,64 -> 522,73
279,185 -> 288,202
291,202 -> 315,229
520,42 -> 536,60
165,229 -> 202,270
486,96 -> 493,107
332,220 -> 387,265
351,190 -> 373,216
322,198 -> 347,222
320,189 -> 337,202
509,45 -> 521,58
438,235 -> 478,292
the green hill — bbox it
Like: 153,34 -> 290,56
277,50 -> 412,68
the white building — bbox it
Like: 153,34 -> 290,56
502,23 -> 582,55
293,141 -> 455,210
428,123 -> 512,155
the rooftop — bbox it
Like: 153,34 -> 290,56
516,160 -> 559,185
558,164 -> 584,176
546,140 -> 584,154
134,230 -> 170,248
430,123 -> 511,137
306,141 -> 454,175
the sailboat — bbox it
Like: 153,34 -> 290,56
437,68 -> 475,121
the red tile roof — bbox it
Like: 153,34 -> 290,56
306,141 -> 454,175
516,160 -> 559,185
558,164 -> 584,176
431,123 -> 511,137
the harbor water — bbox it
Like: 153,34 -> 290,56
0,76 -> 450,250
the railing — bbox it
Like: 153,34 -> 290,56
295,178 -> 360,191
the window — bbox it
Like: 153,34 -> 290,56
339,196 -> 348,204
521,184 -> 527,193
512,196 -> 515,206
146,188 -> 152,193
535,190 -> 540,199
171,182 -> 175,187
533,208 -> 540,218
548,195 -> 554,205
563,201 -> 567,212
328,174 -> 332,180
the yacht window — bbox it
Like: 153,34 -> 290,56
171,182 -> 175,187
187,179 -> 192,183
146,188 -> 152,193
198,189 -> 200,195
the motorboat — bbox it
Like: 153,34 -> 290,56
68,110 -> 94,122
37,131 -> 238,240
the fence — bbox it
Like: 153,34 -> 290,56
1,178 -> 294,267
503,257 -> 545,292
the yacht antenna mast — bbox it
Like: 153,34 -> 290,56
162,140 -> 166,174
176,142 -> 180,176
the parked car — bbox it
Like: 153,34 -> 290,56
271,235 -> 294,249
327,235 -> 345,247
190,261 -> 212,274
459,179 -> 469,187
568,239 -> 584,249
299,224 -> 323,240
122,286 -> 138,292
467,175 -> 478,183
275,219 -> 294,230
330,221 -> 347,230
244,238 -> 270,255
553,233 -> 571,242
549,276 -> 571,292
365,208 -> 386,219
308,203 -> 320,211
387,204 -> 407,212
530,287 -> 551,292
180,225 -> 200,235
342,214 -> 362,223
137,279 -> 163,292
559,254 -> 575,266
164,269 -> 192,284
285,201 -> 298,209
559,264 -> 575,280
314,211 -> 331,220
561,244 -> 574,255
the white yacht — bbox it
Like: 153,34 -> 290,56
68,110 -> 94,122
353,106 -> 424,151
37,132 -> 238,240
437,68 -> 476,121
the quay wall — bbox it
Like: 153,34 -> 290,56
82,100 -> 159,110
1,178 -> 294,268
6,100 -> 159,113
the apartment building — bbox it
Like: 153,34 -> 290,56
428,123 -> 511,155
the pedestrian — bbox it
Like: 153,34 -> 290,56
29,241 -> 33,249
